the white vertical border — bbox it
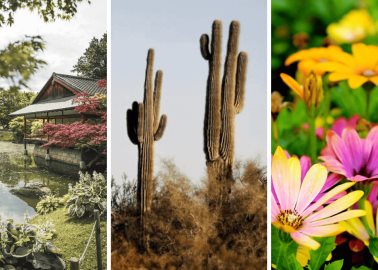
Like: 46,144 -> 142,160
106,0 -> 112,268
267,0 -> 272,268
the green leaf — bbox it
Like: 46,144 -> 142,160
324,260 -> 343,270
368,237 -> 378,257
309,237 -> 336,270
271,227 -> 302,269
351,266 -> 372,270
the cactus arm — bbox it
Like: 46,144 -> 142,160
234,52 -> 248,114
153,70 -> 163,132
126,105 -> 138,145
137,102 -> 144,143
200,34 -> 211,60
154,114 -> 167,141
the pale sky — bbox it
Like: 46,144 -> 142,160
112,0 -> 267,183
0,0 -> 107,91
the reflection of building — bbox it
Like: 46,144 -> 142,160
10,73 -> 105,175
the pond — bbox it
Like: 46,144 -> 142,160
0,141 -> 76,223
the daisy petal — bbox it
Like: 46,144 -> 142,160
272,146 -> 289,209
348,75 -> 368,89
296,164 -> 328,213
307,210 -> 366,227
300,224 -> 345,237
290,231 -> 320,250
301,182 -> 355,217
306,191 -> 364,222
287,157 -> 301,209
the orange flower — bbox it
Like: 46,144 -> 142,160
285,46 -> 344,76
280,72 -> 323,109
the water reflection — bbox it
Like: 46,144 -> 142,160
0,141 -> 76,222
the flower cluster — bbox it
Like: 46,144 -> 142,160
272,2 -> 378,269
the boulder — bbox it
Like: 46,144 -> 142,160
11,183 -> 51,198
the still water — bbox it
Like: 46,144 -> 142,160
0,141 -> 75,222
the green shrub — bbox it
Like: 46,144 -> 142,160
9,116 -> 25,143
31,120 -> 43,136
36,195 -> 66,215
0,219 -> 64,269
67,171 -> 106,218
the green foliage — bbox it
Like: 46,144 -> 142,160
309,237 -> 336,270
9,116 -> 25,143
271,226 -> 302,269
72,33 -> 107,79
0,89 -> 36,128
0,36 -> 46,88
368,237 -> 378,258
36,195 -> 66,215
31,120 -> 43,136
0,0 -> 90,26
351,266 -> 373,270
272,0 -> 358,70
324,260 -> 344,270
67,171 -> 106,218
0,219 -> 64,269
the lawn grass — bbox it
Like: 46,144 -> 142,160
31,207 -> 107,270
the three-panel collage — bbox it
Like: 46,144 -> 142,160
1,0 -> 378,269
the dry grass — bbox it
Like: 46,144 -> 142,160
111,159 -> 266,269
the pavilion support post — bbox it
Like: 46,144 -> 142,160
23,116 -> 28,156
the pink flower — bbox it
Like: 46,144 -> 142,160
320,127 -> 378,181
272,146 -> 365,250
332,115 -> 360,136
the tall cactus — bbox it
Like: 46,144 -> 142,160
200,20 -> 248,201
126,49 -> 167,247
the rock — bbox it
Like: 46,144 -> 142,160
11,183 -> 51,198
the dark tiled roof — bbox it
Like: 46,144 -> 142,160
54,73 -> 106,95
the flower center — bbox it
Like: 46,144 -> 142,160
362,69 -> 376,77
277,209 -> 304,230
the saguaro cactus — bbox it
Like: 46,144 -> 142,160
200,20 -> 248,201
126,49 -> 167,247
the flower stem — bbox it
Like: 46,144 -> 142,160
365,87 -> 372,120
273,120 -> 279,145
309,107 -> 317,163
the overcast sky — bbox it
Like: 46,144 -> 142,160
112,0 -> 267,184
0,0 -> 107,91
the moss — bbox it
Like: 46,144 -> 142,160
31,207 -> 107,270
0,131 -> 14,141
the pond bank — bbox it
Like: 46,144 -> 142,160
0,141 -> 75,222
31,208 -> 107,270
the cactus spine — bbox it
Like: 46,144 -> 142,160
126,49 -> 167,248
200,20 -> 248,201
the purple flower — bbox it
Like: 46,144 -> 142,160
320,127 -> 378,182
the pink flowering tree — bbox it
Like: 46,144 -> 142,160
42,81 -> 107,170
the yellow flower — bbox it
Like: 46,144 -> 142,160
327,10 -> 376,44
280,72 -> 323,109
341,200 -> 378,262
285,46 -> 343,76
317,43 -> 378,89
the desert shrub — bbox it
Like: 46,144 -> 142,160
111,159 -> 267,270
0,218 -> 64,269
36,194 -> 66,215
67,171 -> 106,218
